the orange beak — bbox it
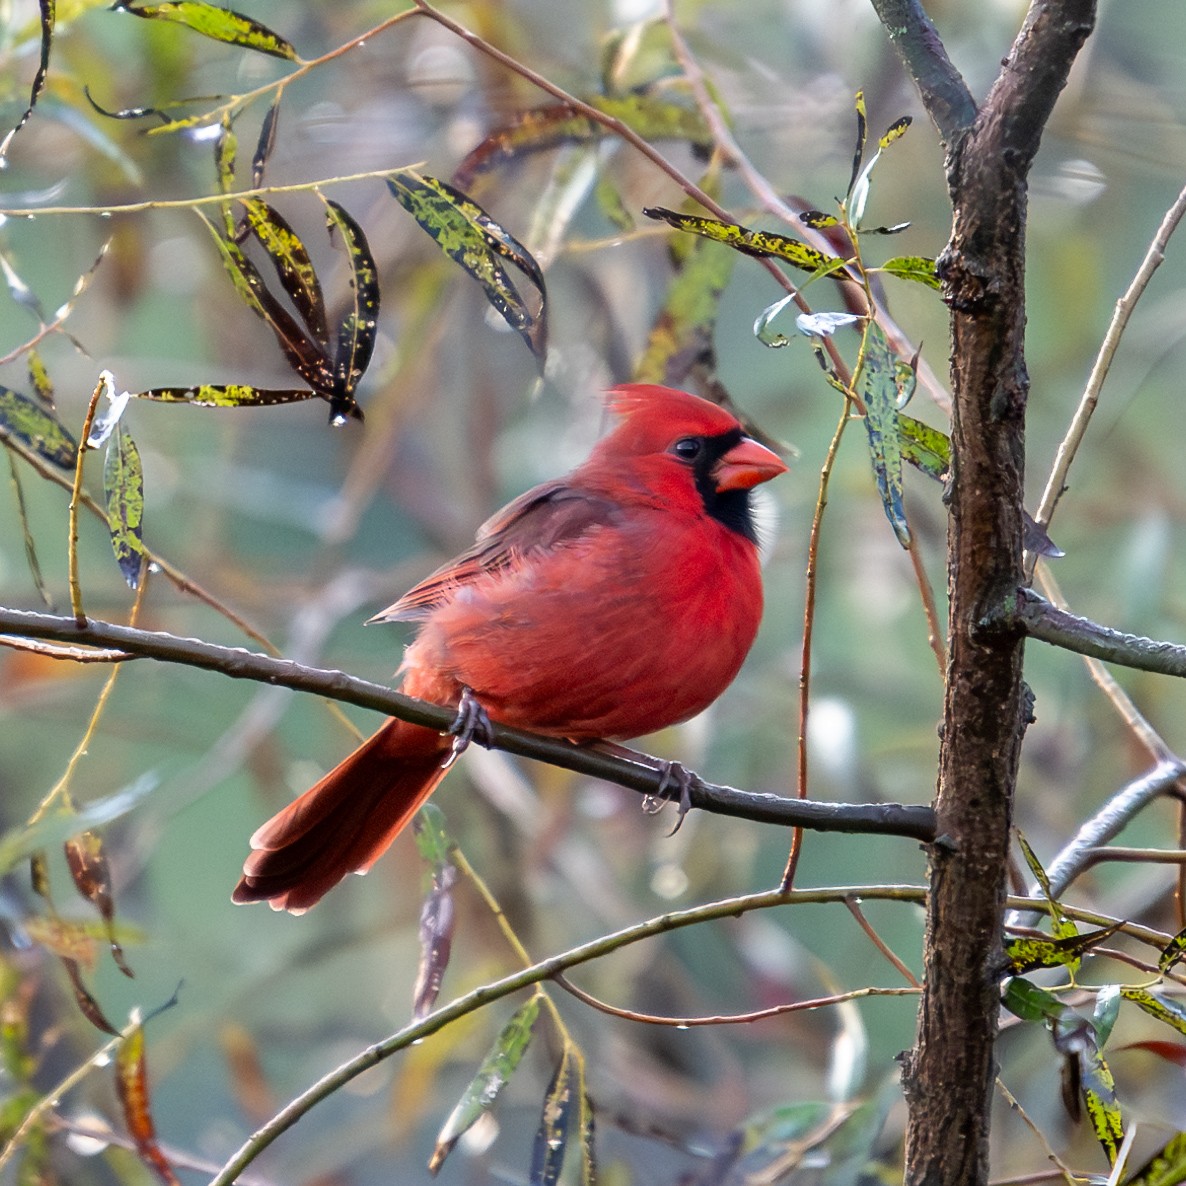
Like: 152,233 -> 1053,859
713,436 -> 788,492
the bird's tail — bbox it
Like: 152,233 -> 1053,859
232,717 -> 450,913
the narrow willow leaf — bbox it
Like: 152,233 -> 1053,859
0,251 -> 46,319
0,772 -> 159,877
643,207 -> 845,276
198,212 -> 331,391
859,323 -> 910,547
214,119 -> 238,237
136,385 -> 318,409
1051,1013 -> 1125,1164
63,956 -> 120,1034
1001,977 -> 1066,1024
0,0 -> 55,162
1024,514 -> 1064,559
116,1018 -> 182,1185
112,1 -> 297,61
25,915 -> 98,967
577,1084 -> 597,1186
862,221 -> 911,235
1005,924 -> 1121,975
1093,985 -> 1121,1047
847,90 -> 867,200
878,115 -> 912,150
104,422 -> 146,588
387,170 -> 546,361
530,1051 -> 576,1186
0,385 -> 78,467
1121,987 -> 1186,1036
1159,925 -> 1186,974
897,414 -> 950,482
1016,829 -> 1077,939
1081,1050 -> 1125,1165
796,311 -> 861,338
244,200 -> 329,347
64,831 -> 133,978
453,94 -> 711,189
412,807 -> 456,1020
799,210 -> 839,229
252,99 -> 280,188
27,349 -> 55,409
636,234 -> 735,386
429,998 -> 542,1174
1122,1130 -> 1186,1186
322,198 -> 379,418
879,255 -> 941,289
754,293 -> 799,348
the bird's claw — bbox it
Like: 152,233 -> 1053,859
445,687 -> 494,765
655,760 -> 696,836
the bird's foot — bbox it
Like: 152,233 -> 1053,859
654,760 -> 696,836
445,687 -> 495,765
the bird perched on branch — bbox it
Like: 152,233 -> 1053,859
233,384 -> 786,912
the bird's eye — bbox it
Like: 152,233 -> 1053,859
672,436 -> 703,461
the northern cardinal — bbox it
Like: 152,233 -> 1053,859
233,385 -> 786,911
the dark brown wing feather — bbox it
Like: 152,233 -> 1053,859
368,481 -> 621,623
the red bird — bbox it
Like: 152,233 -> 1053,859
233,385 -> 786,911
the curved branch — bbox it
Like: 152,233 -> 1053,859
0,607 -> 937,843
868,0 -> 977,143
1015,589 -> 1186,678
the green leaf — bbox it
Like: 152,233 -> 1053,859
429,997 -> 541,1174
858,322 -> 910,547
321,197 -> 379,417
198,212 -> 332,392
879,255 -> 941,289
636,233 -> 735,386
452,93 -> 711,189
0,385 -> 78,468
1001,977 -> 1066,1023
134,385 -> 318,409
252,99 -> 279,188
1159,925 -> 1186,974
1093,985 -> 1121,1047
1122,1130 -> 1186,1186
1004,924 -> 1120,975
1016,829 -> 1078,941
642,207 -> 845,276
848,114 -> 911,227
387,169 -> 547,361
243,199 -> 329,347
530,1051 -> 577,1186
413,803 -> 454,871
1052,1013 -> 1125,1164
847,90 -> 867,200
0,0 -> 55,163
103,422 -> 146,588
799,210 -> 839,229
897,414 -> 950,482
1121,987 -> 1186,1036
214,119 -> 238,237
27,349 -> 55,409
112,1 -> 297,60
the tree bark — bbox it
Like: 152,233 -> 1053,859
870,4 -> 1097,1184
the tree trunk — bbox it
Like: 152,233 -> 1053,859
879,4 -> 1098,1184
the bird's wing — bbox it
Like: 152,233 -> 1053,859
368,480 -> 621,623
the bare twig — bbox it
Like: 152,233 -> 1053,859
0,607 -> 938,842
845,896 -> 922,987
1034,178 -> 1186,538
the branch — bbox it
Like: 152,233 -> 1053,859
1014,589 -> 1186,678
0,608 -> 937,843
868,0 -> 977,142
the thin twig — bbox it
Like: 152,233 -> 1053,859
845,896 -> 922,986
993,1077 -> 1079,1186
67,373 -> 107,624
1033,178 -> 1186,539
554,974 -> 917,1027
783,402 -> 854,891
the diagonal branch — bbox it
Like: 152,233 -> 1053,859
0,607 -> 936,843
868,0 -> 977,143
1014,588 -> 1186,678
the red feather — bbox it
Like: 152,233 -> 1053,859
233,385 -> 786,911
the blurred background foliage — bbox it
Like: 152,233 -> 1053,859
3,0 -> 1186,1182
